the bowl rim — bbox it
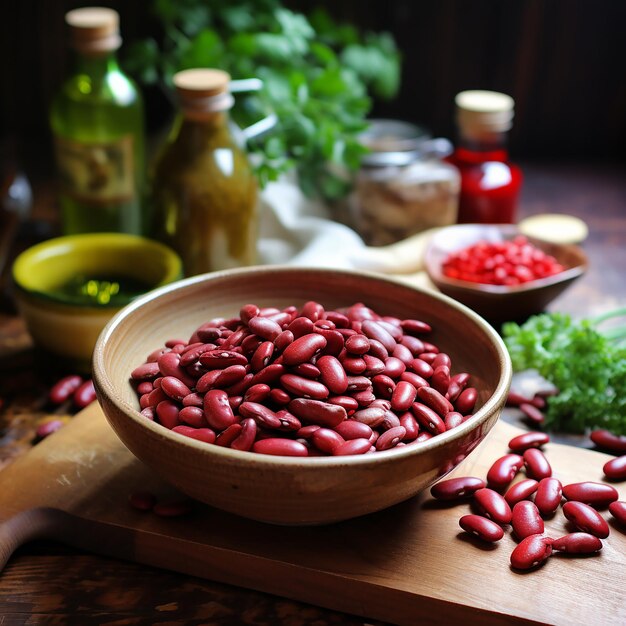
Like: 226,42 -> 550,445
12,233 -> 183,308
92,265 -> 512,468
424,223 -> 588,295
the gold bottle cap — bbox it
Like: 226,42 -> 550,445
173,69 -> 235,119
65,7 -> 122,54
455,90 -> 515,141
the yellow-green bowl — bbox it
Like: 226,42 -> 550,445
12,233 -> 183,370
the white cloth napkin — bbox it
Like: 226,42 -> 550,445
257,176 -> 438,291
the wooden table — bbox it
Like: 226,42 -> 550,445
0,162 -> 624,624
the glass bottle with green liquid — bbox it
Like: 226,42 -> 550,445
50,7 -> 144,235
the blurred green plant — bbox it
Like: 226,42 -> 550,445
125,0 -> 401,199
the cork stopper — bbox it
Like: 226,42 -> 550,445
173,69 -> 234,119
66,7 -> 122,54
455,90 -> 515,141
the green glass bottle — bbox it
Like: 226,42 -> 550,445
150,69 -> 257,276
50,7 -> 144,235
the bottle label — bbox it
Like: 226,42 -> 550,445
53,134 -> 135,205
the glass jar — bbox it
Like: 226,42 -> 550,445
150,69 -> 257,276
349,120 -> 460,246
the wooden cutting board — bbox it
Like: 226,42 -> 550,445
0,403 -> 624,626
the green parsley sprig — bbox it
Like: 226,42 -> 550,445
503,309 -> 626,435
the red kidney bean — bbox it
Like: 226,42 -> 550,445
221,327 -> 249,349
280,374 -> 329,400
361,320 -> 396,352
203,389 -> 238,431
49,375 -> 83,404
510,534 -> 553,570
153,499 -> 194,517
474,488 -> 512,524
316,355 -> 348,395
250,363 -> 285,386
508,432 -> 550,453
416,431 -> 433,443
281,333 -> 327,366
334,419 -> 373,441
199,349 -> 248,370
375,426 -> 406,451
506,391 -> 533,407
275,410 -> 301,432
136,381 -> 153,395
196,370 -> 221,394
250,341 -> 275,372
240,303 -> 260,324
562,482 -> 619,508
328,395 -> 359,414
165,338 -> 187,349
345,333 -> 369,355
140,407 -> 155,420
519,402 -> 545,425
223,373 -> 254,398
73,379 -> 97,408
432,353 -> 451,370
552,533 -> 603,554
334,437 -> 371,456
400,371 -> 428,390
455,387 -> 477,415
562,501 -> 610,538
391,343 -> 414,366
399,334 -> 425,355
381,357 -> 404,379
445,381 -> 462,403
444,411 -> 463,430
399,412 -> 419,441
366,339 -> 389,361
504,478 -> 539,506
267,388 -> 290,406
430,366 -> 450,396
157,351 -> 196,388
238,401 -> 281,429
311,427 -> 345,454
243,383 -> 271,404
459,514 -> 504,542
129,491 -> 156,512
530,395 -> 546,409
416,386 -> 453,418
293,362 -> 321,379
156,400 -> 180,429
146,387 -> 167,408
160,376 -> 191,402
381,410 -> 401,431
179,406 -> 207,428
419,352 -> 437,363
411,402 -> 446,435
215,423 -> 243,447
391,381 -> 418,412
352,406 -> 386,428
362,355 -> 385,376
430,476 -> 486,500
341,356 -> 367,375
487,454 -> 525,491
371,374 -> 396,399
603,455 -> 626,481
297,424 -> 320,439
229,395 -> 243,412
252,438 -> 308,457
326,311 -> 350,328
314,328 -> 345,357
230,418 -> 257,451
535,477 -> 563,516
300,300 -> 325,321
288,398 -> 346,428
248,315 -> 283,340
345,376 -> 372,392
400,318 -> 431,335
36,419 -> 65,439
131,362 -> 160,381
193,323 -> 221,342
172,425 -> 217,444
609,500 -> 626,525
287,316 -> 315,339
523,448 -> 552,480
273,329 -> 294,352
512,501 -> 544,539
589,429 -> 626,454
409,358 -> 433,379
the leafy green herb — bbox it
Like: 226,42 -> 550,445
503,309 -> 626,435
125,0 -> 401,199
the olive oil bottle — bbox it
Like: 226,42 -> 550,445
150,69 -> 257,276
50,7 -> 144,235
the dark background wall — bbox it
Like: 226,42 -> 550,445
2,0 -> 625,172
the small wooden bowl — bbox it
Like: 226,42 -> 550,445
424,224 -> 588,323
93,266 -> 511,525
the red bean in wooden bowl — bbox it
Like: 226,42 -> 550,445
93,266 -> 511,525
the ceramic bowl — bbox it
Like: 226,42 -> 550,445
424,224 -> 588,323
12,233 -> 183,369
93,266 -> 511,525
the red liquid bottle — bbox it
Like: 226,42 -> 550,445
447,90 -> 522,224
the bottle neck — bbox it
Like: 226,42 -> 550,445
456,129 -> 510,163
73,49 -> 119,78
